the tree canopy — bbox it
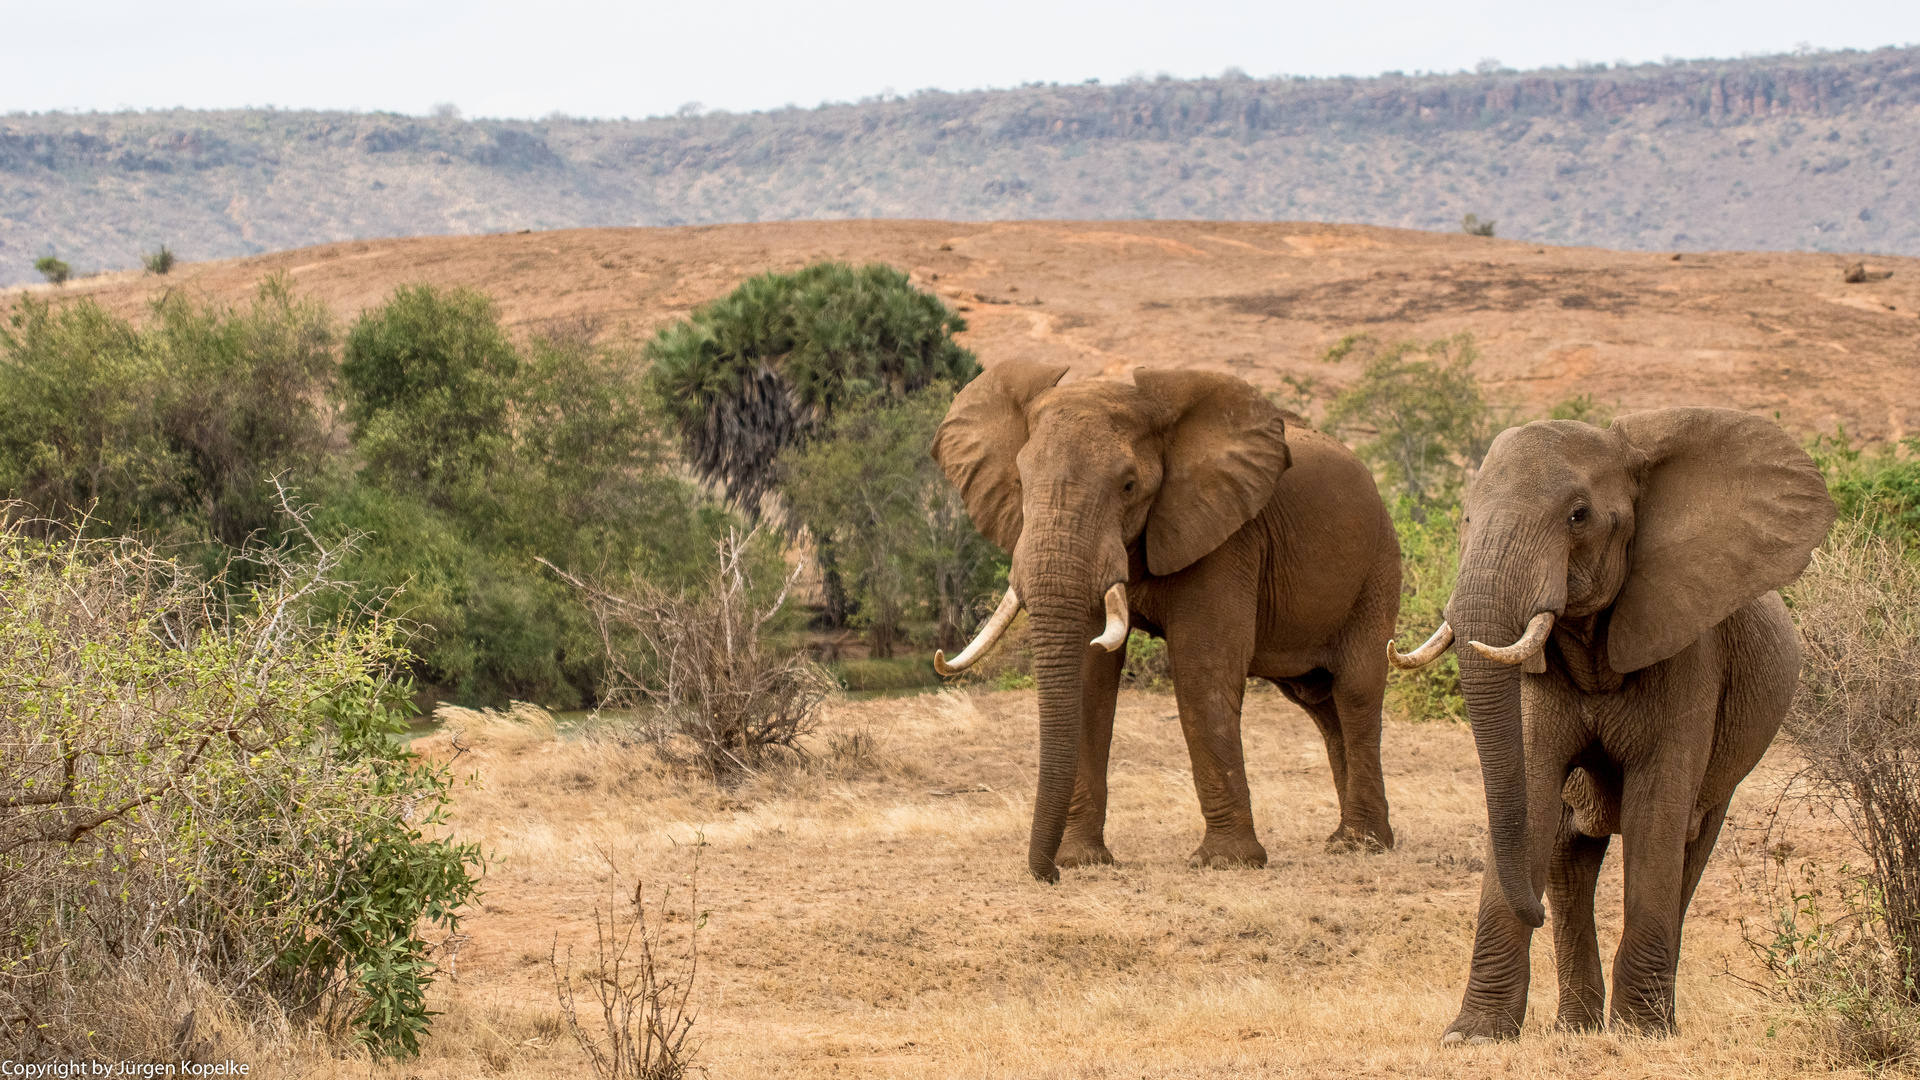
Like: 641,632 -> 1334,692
645,261 -> 980,514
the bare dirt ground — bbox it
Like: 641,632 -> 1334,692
273,687 -> 1862,1080
7,219 -> 1917,441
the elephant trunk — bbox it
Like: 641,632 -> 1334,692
1022,591 -> 1097,883
1013,527 -> 1115,883
1450,584 -> 1549,929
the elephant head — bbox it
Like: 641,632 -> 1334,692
931,361 -> 1291,881
1393,408 -> 1833,927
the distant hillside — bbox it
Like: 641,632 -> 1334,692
5,48 -> 1920,286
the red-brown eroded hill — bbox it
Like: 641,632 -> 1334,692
8,219 -> 1916,439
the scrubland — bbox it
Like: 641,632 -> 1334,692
280,686 -> 1858,1079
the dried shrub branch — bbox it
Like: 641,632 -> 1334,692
541,528 -> 832,777
550,848 -> 703,1080
1759,517 -> 1920,1067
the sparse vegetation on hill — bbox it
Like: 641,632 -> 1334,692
31,256 -> 68,285
8,47 -> 1920,285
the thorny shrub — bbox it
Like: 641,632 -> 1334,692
1742,851 -> 1919,1069
548,528 -> 833,777
0,509 -> 480,1059
1756,517 -> 1920,1067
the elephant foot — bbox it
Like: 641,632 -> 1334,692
1056,837 -> 1117,869
1325,823 -> 1390,854
1441,1009 -> 1521,1046
1554,993 -> 1606,1034
1608,1006 -> 1677,1037
1187,833 -> 1267,870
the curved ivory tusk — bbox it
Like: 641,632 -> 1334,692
1089,582 -> 1129,652
1468,611 -> 1555,666
934,587 -> 1022,675
1388,622 -> 1455,670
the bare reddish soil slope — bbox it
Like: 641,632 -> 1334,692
9,219 -> 1917,439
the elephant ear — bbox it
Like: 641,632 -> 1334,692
1607,407 -> 1835,673
930,361 -> 1071,551
1135,368 -> 1292,576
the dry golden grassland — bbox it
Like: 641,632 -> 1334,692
327,687 -> 1859,1079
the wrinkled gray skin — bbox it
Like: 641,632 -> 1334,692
1440,408 -> 1834,1042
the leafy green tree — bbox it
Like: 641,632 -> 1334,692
1810,429 -> 1920,546
782,384 -> 998,655
0,281 -> 336,553
645,261 -> 980,516
339,284 -> 521,502
1325,332 -> 1491,519
142,245 -> 176,275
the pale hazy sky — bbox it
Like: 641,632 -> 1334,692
5,1 -> 1920,120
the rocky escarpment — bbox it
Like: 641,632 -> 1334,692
4,47 -> 1919,285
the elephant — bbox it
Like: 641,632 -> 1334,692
1389,407 -> 1834,1041
930,361 -> 1403,882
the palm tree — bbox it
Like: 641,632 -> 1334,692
645,262 -> 979,517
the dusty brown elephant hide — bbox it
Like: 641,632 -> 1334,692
932,361 -> 1402,883
1394,408 -> 1835,1042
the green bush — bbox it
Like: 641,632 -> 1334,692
0,520 -> 480,1058
33,255 -> 69,285
1323,332 -> 1492,519
142,245 -> 176,275
340,284 -> 521,499
0,295 -> 180,534
1810,429 -> 1920,546
1461,214 -> 1496,237
1387,497 -> 1466,723
646,261 -> 980,514
148,277 -> 336,550
326,288 -> 734,706
1122,630 -> 1172,691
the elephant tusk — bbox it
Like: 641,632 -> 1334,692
1090,583 -> 1130,652
1388,622 -> 1455,670
934,587 -> 1022,675
1468,611 -> 1555,666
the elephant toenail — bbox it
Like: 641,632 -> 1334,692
1468,1035 -> 1492,1046
1440,1032 -> 1464,1046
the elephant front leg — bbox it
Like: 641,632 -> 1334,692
1059,643 -> 1126,869
1445,744 -> 1567,1044
1169,652 -> 1265,868
1609,765 -> 1710,1034
1549,807 -> 1610,1032
1443,866 -> 1540,1044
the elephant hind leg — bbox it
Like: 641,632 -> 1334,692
1550,805 -> 1610,1032
1279,674 -> 1360,848
1304,663 -> 1393,852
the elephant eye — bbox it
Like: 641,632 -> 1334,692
1569,506 -> 1590,526
1123,480 -> 1135,492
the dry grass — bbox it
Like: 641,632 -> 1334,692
278,685 -> 1874,1078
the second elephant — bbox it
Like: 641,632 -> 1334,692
931,361 -> 1403,881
